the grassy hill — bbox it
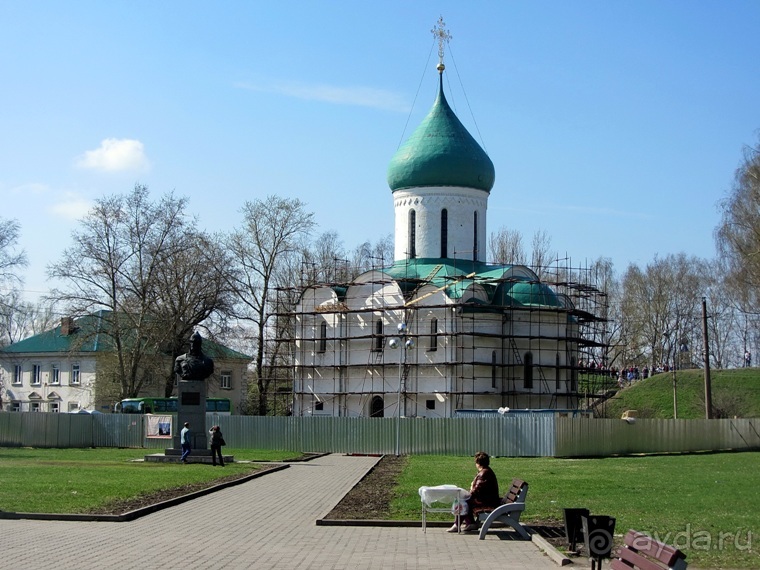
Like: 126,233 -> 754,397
596,368 -> 760,419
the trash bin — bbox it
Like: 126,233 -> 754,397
581,515 -> 616,570
563,508 -> 589,553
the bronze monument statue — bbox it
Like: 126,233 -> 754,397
174,331 -> 214,381
167,331 -> 216,461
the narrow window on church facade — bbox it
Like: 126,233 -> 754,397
491,351 -> 497,388
370,396 -> 384,417
473,211 -> 479,261
440,209 -> 448,258
556,352 -> 561,387
408,209 -> 416,258
373,319 -> 384,352
524,351 -> 533,389
570,356 -> 578,393
318,321 -> 327,353
429,318 -> 438,351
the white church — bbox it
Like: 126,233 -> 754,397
289,30 -> 603,418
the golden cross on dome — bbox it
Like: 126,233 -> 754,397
431,16 -> 452,72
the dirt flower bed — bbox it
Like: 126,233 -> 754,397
324,454 -> 405,520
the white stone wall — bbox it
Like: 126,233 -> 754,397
292,272 -> 580,418
0,355 -> 98,412
393,186 -> 489,261
0,353 -> 248,414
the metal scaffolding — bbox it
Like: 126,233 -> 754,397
267,255 -> 611,417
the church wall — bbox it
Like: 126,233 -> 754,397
393,186 -> 488,261
291,276 -> 583,417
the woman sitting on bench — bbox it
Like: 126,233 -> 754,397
449,451 -> 501,533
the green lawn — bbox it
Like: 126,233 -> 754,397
0,447 -> 300,514
601,368 -> 760,419
392,452 -> 760,569
2,448 -> 758,567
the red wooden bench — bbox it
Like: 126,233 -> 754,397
611,530 -> 688,570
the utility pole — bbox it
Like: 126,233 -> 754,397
702,297 -> 713,419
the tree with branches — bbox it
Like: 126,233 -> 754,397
48,185 -> 234,399
620,253 -> 705,369
0,218 -> 28,348
489,227 -> 526,265
227,195 -> 315,415
716,136 -> 760,314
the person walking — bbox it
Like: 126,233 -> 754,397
209,425 -> 225,467
180,422 -> 192,463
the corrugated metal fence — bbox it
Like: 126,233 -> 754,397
554,416 -> 760,456
1,412 -> 759,456
216,415 -> 556,456
0,412 -> 144,448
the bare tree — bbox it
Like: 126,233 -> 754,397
350,234 -> 394,276
150,232 -> 237,396
227,195 -> 315,415
0,218 -> 26,285
489,227 -> 526,265
620,253 -> 705,370
301,230 -> 348,285
530,229 -> 555,280
0,218 -> 28,347
0,294 -> 57,346
716,136 -> 760,312
588,257 -> 623,368
701,260 -> 740,369
48,185 -> 233,400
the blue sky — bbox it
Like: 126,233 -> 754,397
2,1 -> 759,302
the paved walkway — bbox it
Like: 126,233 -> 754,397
0,454 -> 560,569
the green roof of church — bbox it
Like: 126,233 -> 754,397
382,258 -> 561,308
387,74 -> 495,193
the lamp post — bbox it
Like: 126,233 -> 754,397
663,331 -> 676,417
671,366 -> 678,420
389,322 -> 414,456
672,340 -> 689,420
702,297 -> 713,419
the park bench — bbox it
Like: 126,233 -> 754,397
611,530 -> 688,570
477,478 -> 531,540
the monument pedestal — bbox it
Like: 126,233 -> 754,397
172,379 -> 208,450
146,448 -> 234,464
152,331 -> 222,464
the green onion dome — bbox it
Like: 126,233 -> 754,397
493,280 -> 562,308
387,74 -> 495,193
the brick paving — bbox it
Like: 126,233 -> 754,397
0,454 -> 559,569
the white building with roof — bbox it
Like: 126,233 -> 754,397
287,44 -> 605,418
0,312 -> 252,413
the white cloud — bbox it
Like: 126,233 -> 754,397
49,192 -> 93,221
75,138 -> 149,172
235,80 -> 410,113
